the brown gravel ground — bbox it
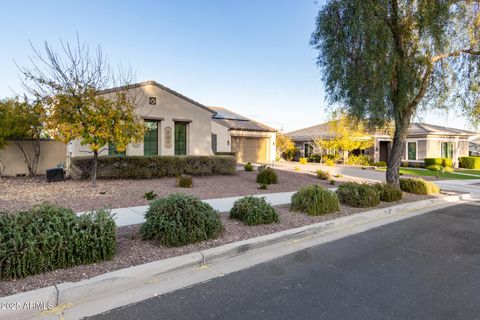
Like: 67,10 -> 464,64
0,192 -> 435,297
0,170 -> 351,212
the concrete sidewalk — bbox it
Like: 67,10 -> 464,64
84,190 -> 310,227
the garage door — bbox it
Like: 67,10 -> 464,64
231,137 -> 268,163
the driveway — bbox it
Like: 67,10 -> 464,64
86,202 -> 480,320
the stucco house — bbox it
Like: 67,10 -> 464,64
1,80 -> 276,176
286,122 -> 476,167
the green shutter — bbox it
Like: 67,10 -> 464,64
175,123 -> 187,155
407,142 -> 416,160
144,120 -> 159,156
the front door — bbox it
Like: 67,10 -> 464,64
174,122 -> 187,155
379,141 -> 390,163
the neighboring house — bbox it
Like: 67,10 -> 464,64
1,80 -> 276,176
286,122 -> 476,167
470,135 -> 480,156
211,107 -> 276,164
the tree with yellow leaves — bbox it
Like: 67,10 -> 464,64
20,35 -> 145,186
313,114 -> 374,164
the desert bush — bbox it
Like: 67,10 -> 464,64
244,162 -> 254,171
308,154 -> 322,163
291,185 -> 339,216
346,154 -> 371,166
229,196 -> 279,225
329,179 -> 336,185
141,194 -> 223,246
324,159 -> 335,167
299,157 -> 308,164
459,156 -> 480,169
177,175 -> 193,188
0,203 -> 116,279
71,155 -> 237,179
258,183 -> 268,190
256,166 -> 278,184
400,178 -> 440,195
143,191 -> 157,200
373,183 -> 403,202
336,182 -> 380,208
316,169 -> 331,180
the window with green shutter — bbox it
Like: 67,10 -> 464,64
174,122 -> 187,155
441,142 -> 453,159
144,120 -> 159,156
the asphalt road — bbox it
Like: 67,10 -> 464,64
86,202 -> 480,320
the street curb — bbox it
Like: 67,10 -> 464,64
0,193 -> 473,320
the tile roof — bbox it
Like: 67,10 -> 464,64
211,107 -> 277,132
287,121 -> 476,141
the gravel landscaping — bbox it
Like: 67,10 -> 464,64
0,170 -> 352,212
0,192 -> 433,297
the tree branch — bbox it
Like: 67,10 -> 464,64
432,49 -> 480,63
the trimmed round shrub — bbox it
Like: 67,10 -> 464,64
372,161 -> 387,167
177,174 -> 193,188
299,157 -> 308,164
291,185 -> 339,216
324,159 -> 335,167
244,162 -> 254,171
229,196 -> 279,225
140,194 -> 223,246
459,156 -> 480,169
336,182 -> 380,208
256,166 -> 278,184
373,183 -> 403,202
424,158 -> 452,168
316,169 -> 331,180
0,203 -> 116,279
400,178 -> 440,195
426,164 -> 442,171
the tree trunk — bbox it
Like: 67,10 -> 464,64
386,115 -> 411,186
91,150 -> 98,187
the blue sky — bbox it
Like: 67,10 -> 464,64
0,0 -> 472,132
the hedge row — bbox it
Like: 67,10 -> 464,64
400,178 -> 440,195
459,157 -> 480,169
0,203 -> 116,279
424,158 -> 453,168
71,155 -> 237,179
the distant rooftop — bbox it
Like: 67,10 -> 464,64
211,106 -> 277,132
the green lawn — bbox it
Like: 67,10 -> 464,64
376,167 -> 480,180
454,169 -> 480,176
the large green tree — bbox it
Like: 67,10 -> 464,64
311,0 -> 480,185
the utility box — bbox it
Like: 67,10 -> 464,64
46,168 -> 65,182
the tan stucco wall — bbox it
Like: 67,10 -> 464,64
211,121 -> 231,153
70,83 -> 214,157
0,140 -> 66,176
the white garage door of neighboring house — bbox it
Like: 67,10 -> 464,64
231,136 -> 268,163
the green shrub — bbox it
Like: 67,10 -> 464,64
346,154 -> 371,166
400,178 -> 440,195
373,183 -> 403,202
141,194 -> 223,246
256,166 -> 278,184
336,182 -> 380,208
329,179 -> 336,185
325,159 -> 335,167
308,154 -> 322,163
299,157 -> 308,164
244,162 -> 254,171
425,164 -> 442,171
459,156 -> 480,169
143,191 -> 157,200
177,175 -> 193,188
334,173 -> 343,178
229,196 -> 279,225
258,183 -> 268,190
424,158 -> 453,168
71,155 -> 237,179
0,203 -> 116,279
214,152 -> 236,156
316,169 -> 331,180
372,161 -> 387,167
291,185 -> 339,216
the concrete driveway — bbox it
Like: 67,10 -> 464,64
86,202 -> 480,320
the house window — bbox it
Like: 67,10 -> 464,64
174,122 -> 187,155
304,143 -> 313,157
144,120 -> 159,156
108,143 -> 126,156
407,142 -> 417,161
441,142 -> 453,159
211,133 -> 218,153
